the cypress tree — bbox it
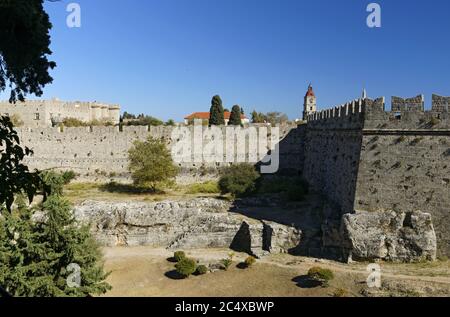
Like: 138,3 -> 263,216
229,105 -> 242,126
209,95 -> 225,125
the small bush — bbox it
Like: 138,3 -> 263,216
218,164 -> 260,197
195,265 -> 208,275
410,137 -> 424,146
438,256 -> 449,262
62,170 -> 77,184
220,253 -> 235,271
10,114 -> 24,127
307,267 -> 334,287
244,256 -> 256,268
62,117 -> 86,127
395,136 -> 406,144
174,251 -> 186,262
430,117 -> 440,126
186,181 -> 220,194
175,258 -> 197,278
333,288 -> 348,297
220,258 -> 232,271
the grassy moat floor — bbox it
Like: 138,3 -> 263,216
65,182 -> 450,297
101,247 -> 450,297
64,182 -> 224,205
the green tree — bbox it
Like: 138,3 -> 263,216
229,105 -> 242,126
0,0 -> 56,102
0,172 -> 111,297
209,95 -> 225,126
0,116 -> 42,212
218,163 -> 260,197
165,119 -> 175,126
265,112 -> 289,125
251,110 -> 266,124
128,136 -> 179,190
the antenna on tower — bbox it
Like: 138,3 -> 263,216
362,88 -> 367,99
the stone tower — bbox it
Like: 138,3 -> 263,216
303,84 -> 317,121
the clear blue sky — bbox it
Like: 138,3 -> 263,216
34,0 -> 450,120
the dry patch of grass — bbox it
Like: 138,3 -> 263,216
101,247 -> 364,297
64,181 -> 224,204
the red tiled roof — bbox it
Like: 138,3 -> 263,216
184,112 -> 247,120
305,85 -> 315,97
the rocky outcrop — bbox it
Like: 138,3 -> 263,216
341,210 -> 437,262
73,198 -> 301,257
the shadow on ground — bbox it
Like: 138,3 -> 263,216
292,275 -> 322,289
99,182 -> 165,195
164,270 -> 186,280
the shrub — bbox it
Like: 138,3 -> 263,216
307,267 -> 334,287
244,256 -> 256,268
195,265 -> 208,275
174,251 -> 186,262
186,181 -> 220,194
333,288 -> 348,297
10,114 -> 23,127
62,117 -> 85,127
128,136 -> 179,190
61,170 -> 77,184
175,258 -> 197,278
40,170 -> 74,197
430,117 -> 440,126
220,258 -> 232,271
410,137 -> 424,146
218,164 -> 260,197
395,136 -> 406,144
220,253 -> 234,271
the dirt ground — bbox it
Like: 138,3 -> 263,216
101,247 -> 450,297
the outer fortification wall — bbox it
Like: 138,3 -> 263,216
306,95 -> 450,256
17,124 -> 298,183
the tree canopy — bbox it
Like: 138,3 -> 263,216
0,116 -> 42,212
229,105 -> 242,126
128,136 -> 179,190
209,95 -> 225,126
0,0 -> 56,102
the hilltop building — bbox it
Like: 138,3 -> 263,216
0,98 -> 120,127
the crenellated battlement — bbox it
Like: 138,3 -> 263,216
306,94 -> 450,130
391,95 -> 425,112
306,98 -> 366,130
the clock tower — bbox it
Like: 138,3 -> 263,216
303,84 -> 317,121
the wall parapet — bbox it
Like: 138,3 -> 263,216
307,94 -> 450,130
306,98 -> 366,130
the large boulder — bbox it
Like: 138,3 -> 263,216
73,198 -> 301,257
341,210 -> 437,262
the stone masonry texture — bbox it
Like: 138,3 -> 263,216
10,94 -> 450,256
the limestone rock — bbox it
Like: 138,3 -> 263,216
73,198 -> 301,256
341,210 -> 437,262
